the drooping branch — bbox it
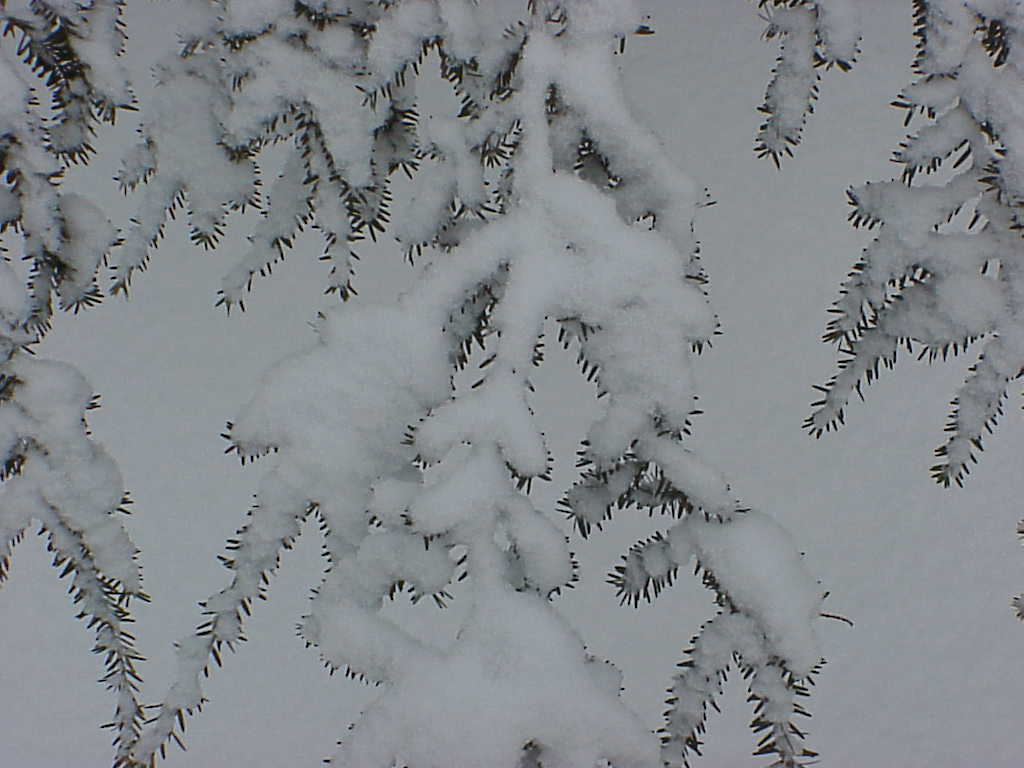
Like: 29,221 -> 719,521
810,0 -> 1024,489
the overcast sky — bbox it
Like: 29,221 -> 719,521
2,2 -> 1023,766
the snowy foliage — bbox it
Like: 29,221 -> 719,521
114,0 -> 414,305
0,1 -> 145,763
122,1 -> 827,767
751,0 -> 861,166
809,1 -> 1024,493
3,2 -> 1019,764
1,0 -> 132,321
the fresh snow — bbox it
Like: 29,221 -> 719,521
3,2 -> 1023,768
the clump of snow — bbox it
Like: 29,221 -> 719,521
353,530 -> 454,598
638,436 -> 733,516
222,0 -> 280,36
561,0 -> 638,40
639,535 -> 673,583
437,0 -> 481,62
0,261 -> 29,329
2,355 -> 140,589
420,114 -> 486,209
231,302 -> 451,524
332,588 -> 658,768
408,442 -> 506,537
811,0 -> 1024,488
365,0 -> 443,90
304,573 -> 438,683
367,468 -> 421,528
815,0 -> 861,64
662,611 -> 764,753
415,369 -> 548,477
674,511 -> 823,676
502,495 -> 574,595
932,272 -> 1005,335
752,0 -> 861,166
56,194 -> 118,308
394,156 -> 457,248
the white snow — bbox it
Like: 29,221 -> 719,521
332,587 -> 658,768
673,511 -> 823,677
10,4 -> 1022,768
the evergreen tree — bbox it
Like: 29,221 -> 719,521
0,1 -> 146,763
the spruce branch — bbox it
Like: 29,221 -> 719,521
752,0 -> 860,167
811,0 -> 1024,488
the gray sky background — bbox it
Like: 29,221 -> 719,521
2,2 -> 1023,766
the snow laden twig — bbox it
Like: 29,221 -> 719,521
751,0 -> 861,167
1,3 -> 147,764
663,612 -> 823,768
810,0 -> 1024,489
114,0 -> 419,306
126,302 -> 453,766
2,0 -> 133,326
0,354 -> 147,766
570,427 -> 827,766
605,506 -> 825,768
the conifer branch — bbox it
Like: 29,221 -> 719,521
752,0 -> 860,167
812,0 -> 1024,488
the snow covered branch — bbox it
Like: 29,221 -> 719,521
0,315 -> 147,768
114,0 -> 416,305
124,2 -> 830,766
810,0 -> 1024,489
752,0 -> 860,166
0,3 -> 146,763
2,0 -> 132,324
